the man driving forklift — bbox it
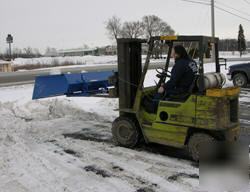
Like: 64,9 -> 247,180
112,36 -> 240,162
158,45 -> 198,98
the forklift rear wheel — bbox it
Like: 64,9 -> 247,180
188,133 -> 215,162
112,116 -> 141,148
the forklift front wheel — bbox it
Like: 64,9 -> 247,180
112,116 -> 141,148
188,133 -> 216,162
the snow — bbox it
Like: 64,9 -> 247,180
220,51 -> 250,58
12,51 -> 250,68
0,60 -> 11,65
0,84 -> 200,192
13,55 -> 117,66
0,61 -> 249,192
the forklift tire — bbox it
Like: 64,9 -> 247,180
112,116 -> 141,148
188,133 -> 215,162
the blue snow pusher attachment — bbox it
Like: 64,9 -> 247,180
32,71 -> 116,100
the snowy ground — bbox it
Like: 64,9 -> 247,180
0,84 -> 201,192
0,66 -> 249,191
12,52 -> 250,68
220,51 -> 250,58
13,56 -> 117,66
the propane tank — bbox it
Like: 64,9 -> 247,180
197,73 -> 226,89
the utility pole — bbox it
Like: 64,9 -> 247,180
211,0 -> 216,61
211,0 -> 215,38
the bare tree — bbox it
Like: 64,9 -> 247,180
121,21 -> 144,38
142,15 -> 175,58
142,15 -> 175,38
23,47 -> 33,56
159,21 -> 175,36
105,16 -> 122,41
23,47 -> 41,58
13,48 -> 23,58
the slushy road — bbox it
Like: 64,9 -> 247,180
0,62 -> 168,87
239,88 -> 250,144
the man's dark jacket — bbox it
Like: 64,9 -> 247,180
164,58 -> 198,96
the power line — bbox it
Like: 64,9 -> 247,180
215,5 -> 250,22
243,0 -> 250,4
216,1 -> 250,17
181,0 -> 250,22
181,0 -> 210,6
198,0 -> 250,18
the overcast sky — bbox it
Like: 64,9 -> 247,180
0,0 -> 250,52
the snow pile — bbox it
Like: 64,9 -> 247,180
13,55 -> 117,67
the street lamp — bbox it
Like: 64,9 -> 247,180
6,34 -> 13,61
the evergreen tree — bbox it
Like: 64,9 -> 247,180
238,24 -> 246,57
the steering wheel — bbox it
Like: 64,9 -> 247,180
155,67 -> 171,80
155,68 -> 171,99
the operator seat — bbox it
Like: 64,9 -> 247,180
167,75 -> 199,102
142,75 -> 199,113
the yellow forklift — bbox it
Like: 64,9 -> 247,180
32,35 -> 240,161
111,36 -> 240,161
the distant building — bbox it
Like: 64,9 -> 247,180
44,48 -> 59,57
58,48 -> 98,57
0,60 -> 12,72
97,45 -> 117,55
104,45 -> 117,55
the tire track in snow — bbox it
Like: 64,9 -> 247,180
52,137 -> 199,192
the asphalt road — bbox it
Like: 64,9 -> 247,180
239,89 -> 250,144
0,64 -> 118,87
0,62 -> 169,87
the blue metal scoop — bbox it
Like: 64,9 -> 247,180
32,71 -> 114,100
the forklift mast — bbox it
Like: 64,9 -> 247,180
117,39 -> 146,112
